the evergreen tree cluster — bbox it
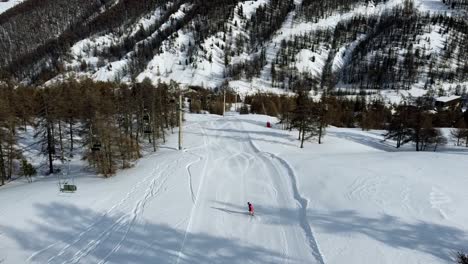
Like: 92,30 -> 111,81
344,5 -> 468,90
0,78 -> 183,184
242,90 -> 467,150
268,3 -> 467,91
0,0 -> 174,81
298,0 -> 388,22
0,78 -> 240,185
442,0 -> 468,11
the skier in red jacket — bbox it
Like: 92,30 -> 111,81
247,202 -> 254,216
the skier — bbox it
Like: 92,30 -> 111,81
247,202 -> 254,216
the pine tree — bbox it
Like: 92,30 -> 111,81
385,103 -> 413,148
291,89 -> 319,148
34,89 -> 58,174
450,120 -> 468,146
457,252 -> 468,264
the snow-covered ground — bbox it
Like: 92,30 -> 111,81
0,0 -> 24,14
0,113 -> 467,264
415,0 -> 467,15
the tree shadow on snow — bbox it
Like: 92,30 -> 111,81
1,202 -> 290,264
310,210 -> 468,261
215,201 -> 468,262
329,131 -> 400,152
330,131 -> 468,155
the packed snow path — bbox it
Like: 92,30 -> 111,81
175,117 -> 323,264
1,113 -> 468,264
0,115 -> 322,264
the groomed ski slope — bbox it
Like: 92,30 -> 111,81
0,113 -> 467,264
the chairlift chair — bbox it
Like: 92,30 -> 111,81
61,184 -> 77,192
58,158 -> 77,193
144,125 -> 153,134
92,142 -> 101,152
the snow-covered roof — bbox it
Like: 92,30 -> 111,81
435,95 -> 461,103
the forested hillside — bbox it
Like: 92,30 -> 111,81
0,0 -> 466,95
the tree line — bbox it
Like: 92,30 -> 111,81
0,77 -> 243,186
240,89 -> 468,151
0,78 -> 184,186
298,0 -> 388,22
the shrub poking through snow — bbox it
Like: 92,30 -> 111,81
21,159 -> 36,183
457,252 -> 468,264
239,104 -> 249,115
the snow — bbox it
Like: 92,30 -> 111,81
138,30 -> 226,88
0,0 -> 24,15
295,48 -> 329,77
93,60 -> 129,82
414,26 -> 445,54
229,79 -> 296,96
436,95 -> 461,102
377,80 -> 468,105
137,0 -> 276,89
233,0 -> 269,24
52,2 -> 191,84
414,0 -> 465,15
1,112 -> 467,264
332,34 -> 366,73
379,87 -> 429,104
130,7 -> 164,37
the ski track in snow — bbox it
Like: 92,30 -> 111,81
65,162 -> 172,264
176,118 -> 304,263
28,154 -> 184,264
241,120 -> 326,264
39,168 -> 161,264
267,153 -> 326,264
430,187 -> 452,220
175,123 -> 210,264
96,166 -> 172,264
184,150 -> 203,203
183,122 -> 215,204
223,120 -> 290,262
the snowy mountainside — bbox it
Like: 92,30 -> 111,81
0,0 -> 467,99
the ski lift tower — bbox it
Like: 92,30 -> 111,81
178,93 -> 183,150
